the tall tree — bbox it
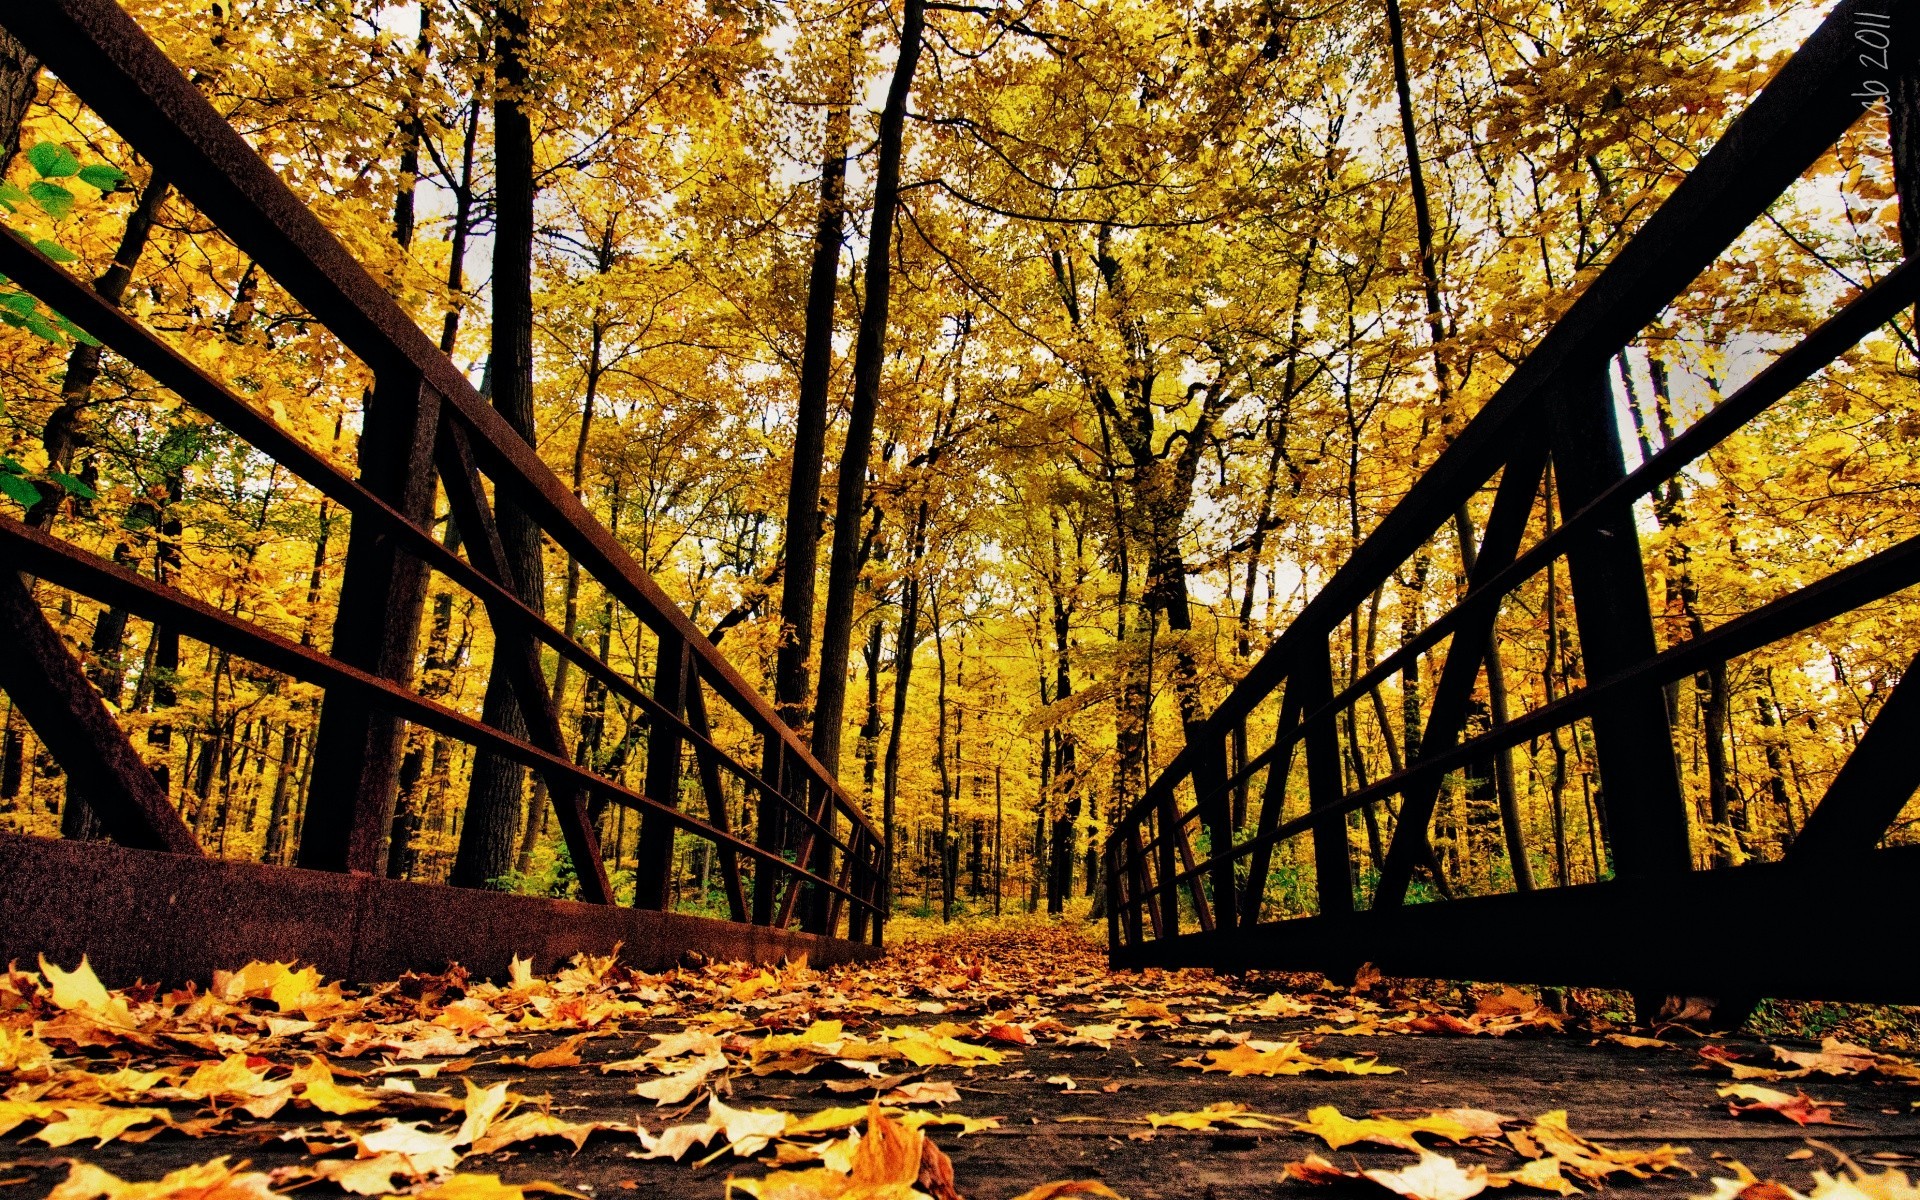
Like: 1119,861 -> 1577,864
451,0 -> 544,889
772,24 -> 858,734
810,0 -> 927,777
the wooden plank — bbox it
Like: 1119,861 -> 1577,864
0,832 -> 879,988
1189,726 -> 1236,931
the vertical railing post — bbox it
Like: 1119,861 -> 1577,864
1550,365 -> 1691,883
804,777 -> 836,934
752,738 -> 785,925
632,628 -> 687,910
1300,643 -> 1353,917
300,373 -> 439,874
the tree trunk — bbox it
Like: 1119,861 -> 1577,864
451,0 -> 544,890
880,500 -> 928,906
0,29 -> 37,174
809,0 -> 926,777
773,38 -> 856,732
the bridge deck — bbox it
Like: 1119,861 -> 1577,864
5,926 -> 1917,1200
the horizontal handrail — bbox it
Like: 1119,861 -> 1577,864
0,231 -> 862,864
2,517 -> 880,912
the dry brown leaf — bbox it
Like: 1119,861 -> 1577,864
1720,1085 -> 1839,1126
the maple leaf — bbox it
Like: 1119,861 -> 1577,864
1146,1102 -> 1286,1131
454,1078 -> 515,1146
884,1082 -> 961,1106
0,1024 -> 56,1075
1366,1151 -> 1491,1200
176,1054 -> 293,1119
1719,1084 -> 1839,1126
1177,1039 -> 1398,1077
32,1103 -> 173,1147
1285,1105 -> 1485,1151
634,1119 -> 721,1160
415,1176 -> 586,1200
1770,1040 -> 1883,1077
468,1110 -> 605,1154
1486,1158 -> 1580,1196
728,1101 -> 934,1200
36,957 -> 137,1032
290,1056 -> 380,1115
634,1052 -> 726,1104
1511,1111 -> 1690,1182
710,1095 -> 792,1157
503,1032 -> 588,1068
47,1157 -> 278,1200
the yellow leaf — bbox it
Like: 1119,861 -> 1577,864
1286,1105 -> 1480,1151
469,1110 -> 603,1155
39,955 -> 112,1013
33,1103 -> 172,1147
1178,1040 -> 1397,1077
454,1078 -> 514,1146
47,1157 -> 277,1200
292,1056 -> 380,1115
1146,1102 -> 1284,1131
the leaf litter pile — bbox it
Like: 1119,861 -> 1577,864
2,923 -> 1917,1200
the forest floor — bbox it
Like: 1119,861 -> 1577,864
4,917 -> 1919,1200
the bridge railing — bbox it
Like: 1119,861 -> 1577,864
1107,0 -> 1918,1006
0,0 -> 883,951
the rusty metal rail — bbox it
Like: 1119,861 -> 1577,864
0,0 -> 885,964
1107,0 -> 1920,1006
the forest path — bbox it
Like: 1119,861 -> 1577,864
8,922 -> 1919,1200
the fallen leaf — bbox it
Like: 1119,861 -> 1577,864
469,1111 -> 604,1154
883,1082 -> 960,1106
48,1157 -> 277,1200
1720,1085 -> 1839,1126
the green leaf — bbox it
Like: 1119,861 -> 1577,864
0,455 -> 25,474
27,181 -> 75,220
49,472 -> 96,500
27,142 -> 80,179
52,312 -> 99,347
0,182 -> 27,212
0,290 -> 37,315
0,472 -> 41,508
77,164 -> 127,192
34,239 -> 78,263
